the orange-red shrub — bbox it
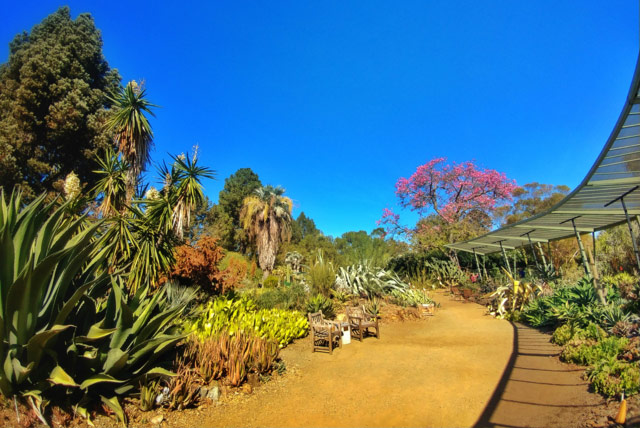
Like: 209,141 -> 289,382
171,236 -> 227,293
171,236 -> 252,293
220,256 -> 248,290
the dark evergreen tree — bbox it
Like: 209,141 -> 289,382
0,7 -> 120,198
213,168 -> 262,250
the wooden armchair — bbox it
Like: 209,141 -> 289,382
346,306 -> 380,342
308,311 -> 342,354
450,286 -> 464,301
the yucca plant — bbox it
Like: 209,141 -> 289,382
487,268 -> 543,319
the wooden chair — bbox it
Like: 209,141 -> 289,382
450,286 -> 464,301
308,311 -> 342,354
346,306 -> 380,342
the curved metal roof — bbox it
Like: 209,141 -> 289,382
448,54 -> 640,256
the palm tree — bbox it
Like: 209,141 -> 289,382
106,80 -> 157,202
240,185 -> 293,277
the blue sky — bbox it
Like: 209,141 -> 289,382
2,2 -> 638,237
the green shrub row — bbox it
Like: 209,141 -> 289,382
188,294 -> 308,347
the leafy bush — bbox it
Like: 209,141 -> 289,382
219,253 -> 250,290
561,336 -> 629,366
391,288 -> 434,307
601,272 -> 637,295
586,357 -> 640,397
306,294 -> 336,319
406,267 -> 433,289
253,282 -> 308,311
170,235 -> 247,294
523,277 -> 603,328
263,275 -> 280,288
552,323 -> 606,346
308,257 -> 336,297
171,235 -> 224,286
188,295 -> 308,347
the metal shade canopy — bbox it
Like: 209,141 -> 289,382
447,54 -> 640,257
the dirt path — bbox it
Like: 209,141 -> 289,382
476,323 -> 615,428
166,292 -> 514,427
151,293 -> 635,428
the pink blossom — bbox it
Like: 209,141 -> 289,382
379,158 -> 516,237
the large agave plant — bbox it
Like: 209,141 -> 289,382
0,190 -> 111,417
0,190 -> 191,426
335,261 -> 410,298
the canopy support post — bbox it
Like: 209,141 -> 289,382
560,216 -> 591,277
482,255 -> 488,279
498,240 -> 512,276
472,248 -> 483,281
537,242 -> 548,271
604,186 -> 640,271
546,241 -> 555,272
523,231 -> 540,269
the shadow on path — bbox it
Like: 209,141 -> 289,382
474,323 -> 606,428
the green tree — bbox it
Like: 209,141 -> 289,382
494,182 -> 570,225
0,7 -> 120,199
335,230 -> 403,267
216,168 -> 262,250
290,212 -> 320,244
240,185 -> 293,276
296,212 -> 320,239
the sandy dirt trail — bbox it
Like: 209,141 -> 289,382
186,293 -> 514,427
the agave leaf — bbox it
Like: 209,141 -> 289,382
13,195 -> 49,278
26,324 -> 73,366
102,349 -> 129,375
74,405 -> 95,426
100,395 -> 127,427
49,365 -> 77,387
7,249 -> 71,346
53,283 -> 93,325
0,221 -> 14,317
75,324 -> 117,342
79,374 -> 124,390
12,358 -> 34,385
113,384 -> 134,395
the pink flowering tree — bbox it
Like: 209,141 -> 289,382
380,158 -> 516,253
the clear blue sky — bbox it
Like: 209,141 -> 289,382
2,2 -> 638,237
